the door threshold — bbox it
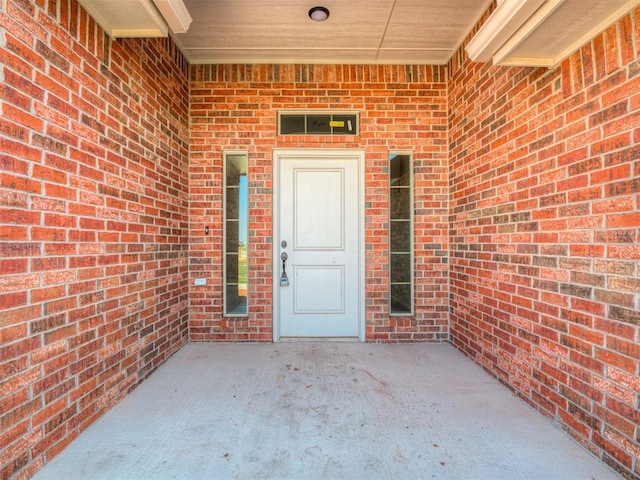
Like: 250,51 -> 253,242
278,336 -> 362,343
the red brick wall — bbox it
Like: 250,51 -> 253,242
449,7 -> 640,479
0,1 -> 190,478
189,65 -> 450,342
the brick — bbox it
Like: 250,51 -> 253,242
32,164 -> 67,184
31,256 -> 67,272
561,333 -> 593,355
570,271 -> 604,288
0,305 -> 40,331
0,291 -> 28,310
0,274 -> 40,293
0,258 -> 28,275
609,306 -> 640,326
607,276 -> 640,293
571,298 -> 605,317
0,226 -> 28,241
605,144 -> 640,166
605,178 -> 639,197
607,367 -> 640,393
606,212 -> 640,228
0,172 -> 42,194
31,226 -> 67,241
593,260 -> 640,274
608,245 -> 640,259
2,62 -> 45,102
606,337 -> 640,360
30,195 -> 66,213
590,133 -> 630,156
594,229 -> 634,243
594,289 -> 634,308
592,196 -> 633,214
591,163 -> 632,185
590,101 -> 628,127
0,207 -> 41,225
43,325 -> 77,348
0,322 -> 27,344
30,285 -> 66,304
1,108 -> 40,140
595,349 -> 636,374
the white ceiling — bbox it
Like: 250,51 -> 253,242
78,0 -> 640,66
172,0 -> 493,65
495,0 -> 640,65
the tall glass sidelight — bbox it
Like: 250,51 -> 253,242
389,153 -> 413,314
224,153 -> 248,315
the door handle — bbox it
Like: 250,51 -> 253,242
280,252 -> 289,287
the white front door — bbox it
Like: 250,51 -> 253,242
274,150 -> 364,340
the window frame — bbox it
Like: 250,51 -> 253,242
278,110 -> 359,136
223,150 -> 249,317
389,151 -> 414,316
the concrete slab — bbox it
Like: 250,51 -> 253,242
32,343 -> 620,480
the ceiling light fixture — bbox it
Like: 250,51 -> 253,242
308,6 -> 330,22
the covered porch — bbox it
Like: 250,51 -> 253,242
32,343 -> 619,479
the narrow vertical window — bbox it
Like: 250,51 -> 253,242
389,152 -> 413,314
224,152 -> 248,315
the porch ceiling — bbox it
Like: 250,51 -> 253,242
80,0 -> 640,66
174,0 -> 493,65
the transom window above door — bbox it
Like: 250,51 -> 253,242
278,110 -> 359,136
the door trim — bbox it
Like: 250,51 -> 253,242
272,149 -> 365,342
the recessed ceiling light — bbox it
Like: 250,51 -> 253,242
308,6 -> 330,22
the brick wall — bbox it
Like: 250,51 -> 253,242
0,1 -> 190,478
189,64 -> 450,342
449,7 -> 640,479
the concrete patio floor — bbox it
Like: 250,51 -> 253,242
32,343 -> 621,480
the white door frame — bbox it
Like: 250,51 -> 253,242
272,148 -> 365,342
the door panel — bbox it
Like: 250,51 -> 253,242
294,170 -> 343,250
294,266 -> 344,313
277,153 -> 361,339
